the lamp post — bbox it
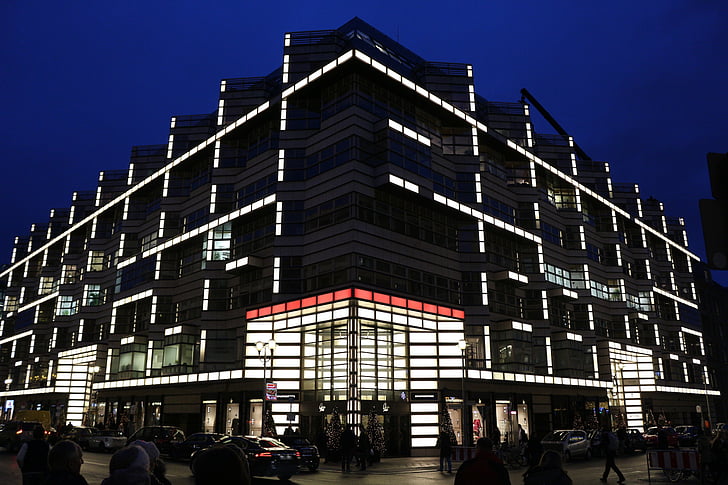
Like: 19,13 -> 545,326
458,339 -> 468,446
3,378 -> 11,391
256,340 -> 277,435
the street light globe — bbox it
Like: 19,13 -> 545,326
3,378 -> 12,385
255,341 -> 265,352
268,339 -> 277,350
458,339 -> 467,350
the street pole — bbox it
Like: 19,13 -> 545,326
256,339 -> 277,436
458,339 -> 468,446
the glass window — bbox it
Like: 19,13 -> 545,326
56,295 -> 78,316
83,285 -> 104,306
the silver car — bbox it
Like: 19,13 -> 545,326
541,429 -> 591,461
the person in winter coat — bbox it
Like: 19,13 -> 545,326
340,425 -> 357,472
356,424 -> 371,470
130,440 -> 171,485
45,440 -> 89,485
523,450 -> 572,485
454,437 -> 511,485
525,433 -> 543,468
437,428 -> 453,472
600,427 -> 626,483
16,426 -> 50,485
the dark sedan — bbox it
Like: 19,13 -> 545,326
61,426 -> 96,450
209,435 -> 300,480
278,436 -> 320,471
170,432 -> 226,460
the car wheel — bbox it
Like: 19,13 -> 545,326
308,465 -> 319,472
277,475 -> 292,481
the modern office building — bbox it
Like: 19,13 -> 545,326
0,18 -> 718,455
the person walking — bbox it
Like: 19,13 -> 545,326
454,437 -> 511,485
525,432 -> 543,467
340,425 -> 357,473
357,424 -> 370,471
523,450 -> 572,485
518,424 -> 528,446
697,428 -> 714,484
600,427 -> 626,484
436,428 -> 453,472
45,440 -> 89,485
16,425 -> 50,485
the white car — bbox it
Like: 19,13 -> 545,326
88,430 -> 126,452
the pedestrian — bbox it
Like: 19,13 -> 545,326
130,440 -> 171,485
525,432 -> 543,467
492,425 -> 502,447
657,426 -> 668,450
711,428 -> 728,484
16,425 -> 50,485
315,428 -> 328,463
600,427 -> 625,484
357,424 -> 371,470
192,444 -> 251,485
518,424 -> 528,446
101,445 -> 151,485
454,437 -> 511,485
340,424 -> 357,472
46,440 -> 89,485
436,427 -> 453,472
697,428 -> 714,484
523,450 -> 572,485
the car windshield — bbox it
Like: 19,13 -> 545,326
283,437 -> 311,446
543,431 -> 569,441
99,430 -> 124,437
20,422 -> 41,431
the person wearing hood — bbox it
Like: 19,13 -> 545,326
523,450 -> 572,485
454,437 -> 511,485
101,445 -> 152,485
129,440 -> 171,485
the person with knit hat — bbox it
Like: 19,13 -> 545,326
130,440 -> 171,485
101,444 -> 152,485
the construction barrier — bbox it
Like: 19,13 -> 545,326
452,446 -> 477,461
646,449 -> 700,483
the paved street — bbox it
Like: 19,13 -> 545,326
0,447 -> 694,484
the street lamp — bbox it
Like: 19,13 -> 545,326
458,339 -> 468,446
3,378 -> 12,391
256,340 -> 277,435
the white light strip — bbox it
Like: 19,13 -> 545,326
0,329 -> 33,346
388,174 -> 420,193
653,286 -> 698,309
112,289 -> 153,308
17,291 -> 60,314
118,195 -> 276,269
387,119 -> 431,146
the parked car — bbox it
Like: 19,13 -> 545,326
623,428 -> 647,453
61,426 -> 96,450
643,427 -> 679,448
674,425 -> 701,447
88,429 -> 127,452
126,426 -> 186,456
541,430 -> 591,461
0,421 -> 44,452
586,430 -> 603,457
208,435 -> 300,480
278,435 -> 320,471
170,432 -> 225,460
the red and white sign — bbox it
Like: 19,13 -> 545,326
647,450 -> 699,471
265,382 -> 278,401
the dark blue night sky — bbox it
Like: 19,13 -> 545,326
2,1 -> 727,281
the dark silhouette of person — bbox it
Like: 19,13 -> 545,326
492,424 -> 502,446
315,428 -> 328,463
523,449 -> 572,485
600,427 -> 625,483
16,425 -> 50,485
192,444 -> 251,485
525,432 -> 543,467
100,445 -> 150,485
437,428 -> 453,472
340,425 -> 357,472
454,437 -> 511,485
46,440 -> 89,485
357,424 -> 371,470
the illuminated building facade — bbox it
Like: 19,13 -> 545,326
0,18 -> 718,454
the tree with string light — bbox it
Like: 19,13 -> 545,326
439,407 -> 457,445
263,408 -> 278,437
326,406 -> 343,459
366,407 -> 386,462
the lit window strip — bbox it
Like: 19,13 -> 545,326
432,193 -> 542,245
112,289 -> 153,308
0,329 -> 33,346
272,257 -> 281,294
387,119 -> 431,147
117,194 -> 276,269
653,286 -> 698,309
388,174 -> 419,193
16,291 -> 60,315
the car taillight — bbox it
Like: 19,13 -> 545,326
255,452 -> 273,458
16,430 -> 22,435
295,451 -> 301,458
